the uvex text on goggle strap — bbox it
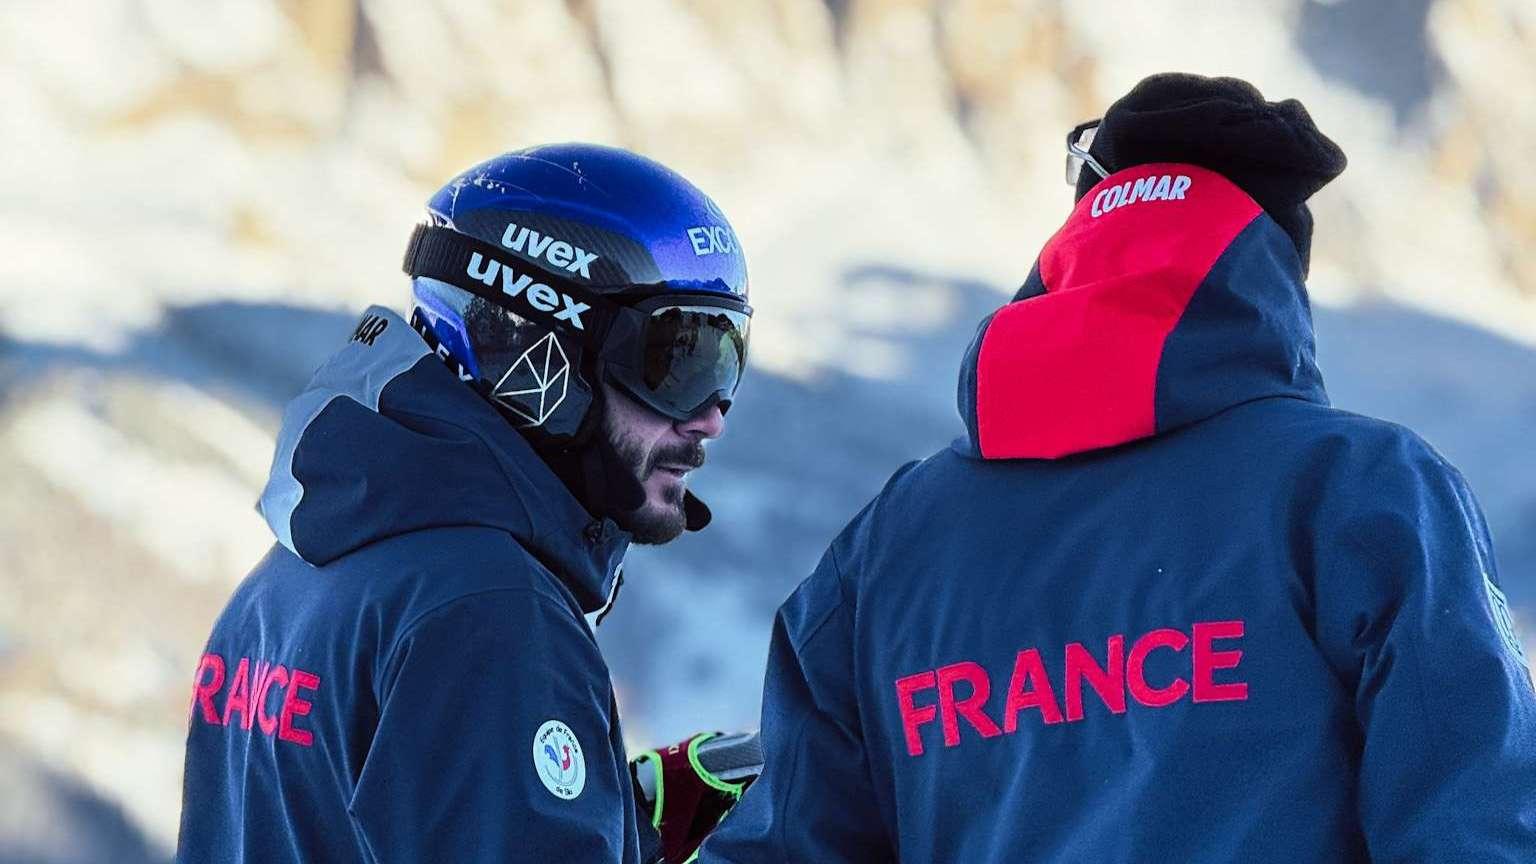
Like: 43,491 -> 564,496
403,224 -> 751,421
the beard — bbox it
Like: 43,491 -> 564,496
607,431 -> 705,545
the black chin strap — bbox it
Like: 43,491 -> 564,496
570,388 -> 713,533
578,421 -> 648,517
683,490 -> 712,531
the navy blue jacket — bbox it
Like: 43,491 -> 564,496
702,165 -> 1536,862
178,307 -> 656,862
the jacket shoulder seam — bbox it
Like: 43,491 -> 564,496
396,583 -> 574,640
793,550 -> 849,655
378,584 -> 583,698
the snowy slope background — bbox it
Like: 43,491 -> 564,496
1,1 -> 1534,859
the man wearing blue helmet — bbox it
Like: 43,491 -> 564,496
178,144 -> 753,863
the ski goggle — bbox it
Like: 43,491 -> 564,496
601,295 -> 751,421
402,224 -> 751,422
1065,118 -> 1110,186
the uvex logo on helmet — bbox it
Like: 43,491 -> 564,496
501,223 -> 601,280
466,252 -> 592,330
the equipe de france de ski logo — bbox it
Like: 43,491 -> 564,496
533,719 -> 586,800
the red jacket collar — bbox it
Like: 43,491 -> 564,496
959,164 -> 1327,460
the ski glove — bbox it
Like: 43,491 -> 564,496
631,732 -> 755,863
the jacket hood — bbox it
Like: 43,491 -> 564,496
258,306 -> 629,612
958,163 -> 1328,460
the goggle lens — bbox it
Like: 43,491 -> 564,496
608,301 -> 751,420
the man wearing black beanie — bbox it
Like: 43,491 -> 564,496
701,73 -> 1536,863
1069,73 -> 1347,276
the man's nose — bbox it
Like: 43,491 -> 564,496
675,402 -> 726,440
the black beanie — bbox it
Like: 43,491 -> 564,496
1073,73 -> 1347,275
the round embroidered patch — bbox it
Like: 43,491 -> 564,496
533,719 -> 586,799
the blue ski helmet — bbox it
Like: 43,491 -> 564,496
403,143 -> 751,446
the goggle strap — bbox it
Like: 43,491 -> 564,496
402,223 -> 617,348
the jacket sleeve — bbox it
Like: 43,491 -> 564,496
348,587 -> 636,863
698,545 -> 897,863
1314,434 -> 1536,860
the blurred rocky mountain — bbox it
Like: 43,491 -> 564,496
1,0 -> 1533,857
